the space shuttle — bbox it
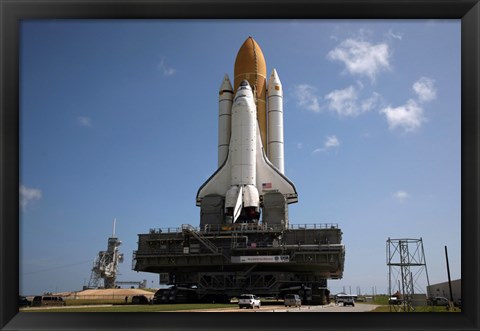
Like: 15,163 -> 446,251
196,37 -> 298,227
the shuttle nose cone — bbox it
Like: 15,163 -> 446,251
234,80 -> 253,104
240,80 -> 250,88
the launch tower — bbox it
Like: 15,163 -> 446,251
87,219 -> 124,289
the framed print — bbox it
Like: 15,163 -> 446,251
1,1 -> 478,330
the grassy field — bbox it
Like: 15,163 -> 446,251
362,295 -> 461,312
25,303 -> 462,313
64,299 -> 126,306
368,305 -> 461,313
23,303 -> 235,313
23,295 -> 462,313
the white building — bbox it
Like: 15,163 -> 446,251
427,279 -> 461,304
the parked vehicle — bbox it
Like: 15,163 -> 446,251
388,297 -> 401,305
428,296 -> 449,306
284,294 -> 302,307
19,296 -> 31,308
131,295 -> 150,304
238,294 -> 261,309
343,296 -> 355,307
335,293 -> 357,305
31,295 -> 66,307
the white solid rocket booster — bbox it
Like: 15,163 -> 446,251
267,69 -> 285,174
218,74 -> 234,167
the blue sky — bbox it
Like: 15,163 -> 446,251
20,20 -> 460,296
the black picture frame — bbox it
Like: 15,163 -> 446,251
1,1 -> 478,330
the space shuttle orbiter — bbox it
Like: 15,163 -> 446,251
196,37 -> 298,225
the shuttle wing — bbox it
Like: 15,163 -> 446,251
254,124 -> 298,204
196,151 -> 232,206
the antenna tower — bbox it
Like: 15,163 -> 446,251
386,237 -> 431,312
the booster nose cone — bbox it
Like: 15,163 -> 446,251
219,74 -> 233,92
268,68 -> 282,95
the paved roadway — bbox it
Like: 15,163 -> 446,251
263,303 -> 380,313
175,303 -> 380,313
21,303 -> 380,313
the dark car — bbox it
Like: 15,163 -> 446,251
343,296 -> 355,307
284,294 -> 302,307
19,296 -> 31,308
31,295 -> 66,307
131,295 -> 150,304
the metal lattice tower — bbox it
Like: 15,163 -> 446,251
87,219 -> 124,289
386,238 -> 431,312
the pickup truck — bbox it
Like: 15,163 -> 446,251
388,297 -> 402,305
238,294 -> 261,309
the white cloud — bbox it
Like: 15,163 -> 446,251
325,86 -> 380,117
77,116 -> 92,128
380,99 -> 425,132
157,59 -> 176,76
379,77 -> 435,133
325,135 -> 340,148
20,184 -> 42,211
412,77 -> 436,103
361,92 -> 381,112
292,84 -> 321,112
325,86 -> 358,117
313,135 -> 340,154
296,143 -> 304,149
393,190 -> 410,203
387,29 -> 403,40
327,38 -> 391,81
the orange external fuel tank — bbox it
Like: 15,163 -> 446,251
233,36 -> 268,153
